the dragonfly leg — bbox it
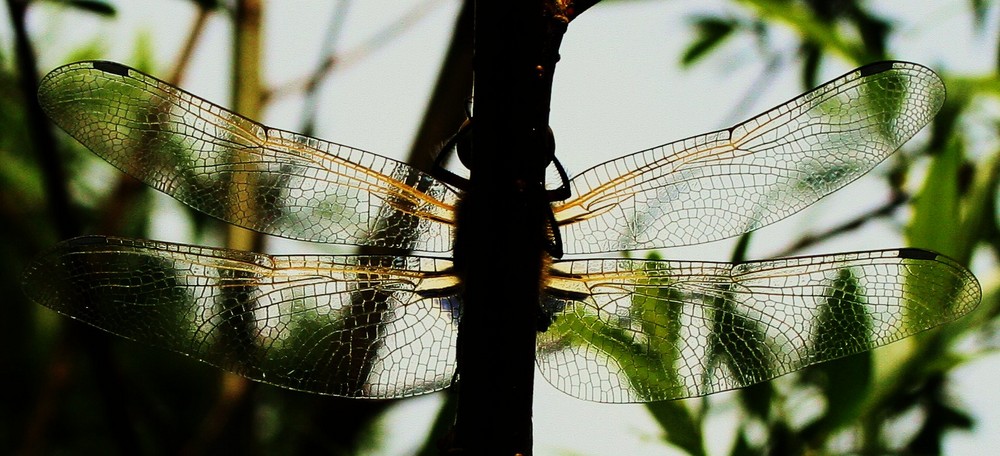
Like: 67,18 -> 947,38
545,156 -> 571,201
431,119 -> 473,190
544,202 -> 564,259
535,296 -> 559,332
540,127 -> 569,258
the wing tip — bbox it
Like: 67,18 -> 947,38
856,60 -> 939,83
896,248 -> 983,314
858,61 -> 896,77
896,248 -> 939,261
91,60 -> 131,77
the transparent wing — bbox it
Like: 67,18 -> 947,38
22,236 -> 460,398
556,61 -> 945,254
38,61 -> 458,252
538,249 -> 980,403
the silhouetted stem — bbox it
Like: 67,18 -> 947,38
263,0 -> 445,104
184,0 -> 263,452
771,192 -> 909,258
5,0 -> 76,238
227,0 -> 264,253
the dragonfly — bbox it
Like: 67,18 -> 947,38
23,60 -> 980,410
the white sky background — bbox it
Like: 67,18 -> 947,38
9,0 -> 1000,454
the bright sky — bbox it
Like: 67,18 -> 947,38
10,0 -> 1000,454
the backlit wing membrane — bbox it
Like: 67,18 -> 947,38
38,61 -> 458,252
23,236 -> 460,398
555,61 -> 945,254
538,249 -> 980,403
28,60 -> 981,405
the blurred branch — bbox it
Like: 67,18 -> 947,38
180,1 -> 264,453
14,1 -> 232,454
299,0 -> 351,136
735,0 -> 869,64
404,0 -> 473,170
771,192 -> 909,258
408,3 -> 473,452
227,0 -> 264,252
5,0 -> 77,239
169,2 -> 213,83
5,2 -> 100,455
719,52 -> 784,125
98,2 -> 217,236
263,0 -> 445,104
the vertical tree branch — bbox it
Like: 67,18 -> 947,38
298,0 -> 351,136
450,2 -> 570,454
98,4 -> 215,236
405,0 -> 474,170
228,0 -> 264,249
5,0 -> 76,238
181,1 -> 264,454
6,1 -> 150,455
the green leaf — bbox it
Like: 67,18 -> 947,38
801,269 -> 873,436
969,0 -> 989,29
705,286 -> 775,390
737,380 -> 773,421
187,0 -> 223,9
633,254 -> 686,396
637,253 -> 706,456
646,400 -> 706,456
681,17 -> 738,66
130,31 -> 158,75
61,0 -> 117,16
730,427 -> 760,456
814,269 -> 873,358
543,267 -> 689,401
907,136 -> 963,259
859,68 -> 912,144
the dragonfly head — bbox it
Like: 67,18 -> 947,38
531,124 -> 557,174
453,120 -> 557,178
453,119 -> 474,171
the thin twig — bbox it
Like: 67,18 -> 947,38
6,0 -> 92,453
179,1 -> 264,454
403,0 -> 474,170
770,191 -> 909,258
98,3 -> 215,235
263,0 -> 446,103
299,0 -> 352,136
6,0 -> 76,238
169,3 -> 213,84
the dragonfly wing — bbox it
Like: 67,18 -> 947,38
556,61 -> 945,254
538,250 -> 979,403
23,236 -> 460,398
38,61 -> 458,251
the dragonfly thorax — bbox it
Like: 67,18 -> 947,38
451,119 -> 558,185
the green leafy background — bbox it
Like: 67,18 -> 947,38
3,0 -> 999,455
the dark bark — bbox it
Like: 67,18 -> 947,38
5,0 -> 77,238
449,2 -> 570,455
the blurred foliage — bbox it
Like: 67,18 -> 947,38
47,0 -> 117,17
2,1 -> 395,455
3,0 -> 1000,455
659,0 -> 1000,455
